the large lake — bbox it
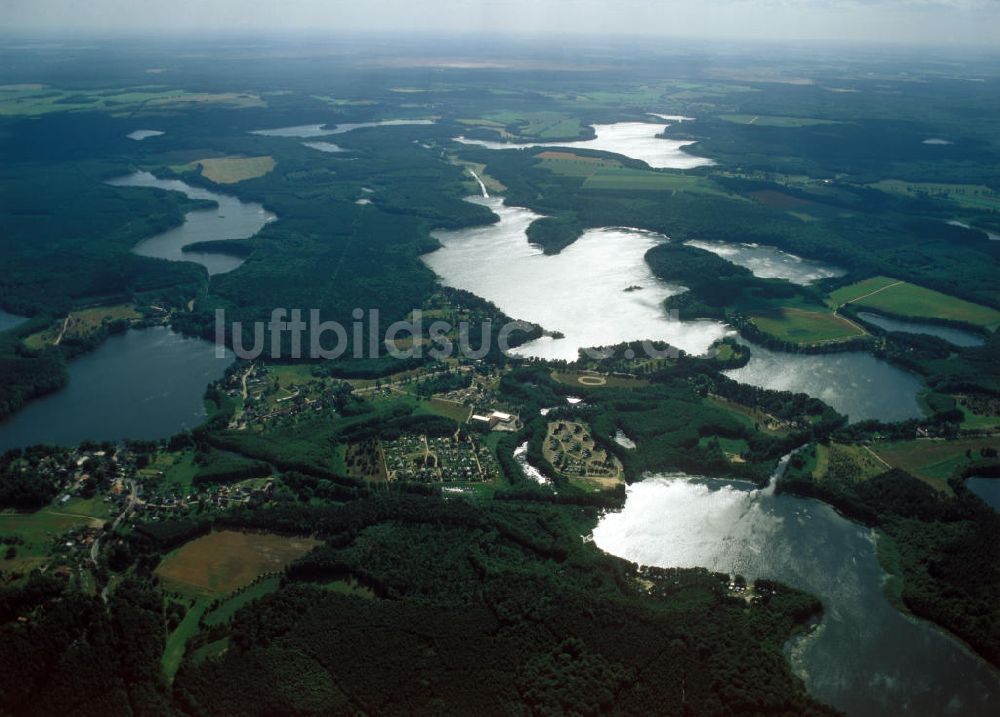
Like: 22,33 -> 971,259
454,116 -> 712,169
724,339 -> 923,423
968,477 -> 1000,512
593,464 -> 1000,717
0,309 -> 27,333
107,171 -> 276,275
424,196 -> 727,361
856,311 -> 985,348
685,239 -> 844,285
0,327 -> 232,451
251,119 -> 435,138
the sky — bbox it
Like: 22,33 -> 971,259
4,0 -> 1000,47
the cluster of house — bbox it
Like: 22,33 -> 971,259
382,434 -> 500,483
134,480 -> 275,520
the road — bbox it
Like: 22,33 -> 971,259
91,478 -> 139,601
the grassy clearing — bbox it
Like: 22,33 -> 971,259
830,276 -> 1000,327
873,437 -> 1000,493
24,303 -> 140,348
186,156 -> 276,184
139,450 -> 200,491
0,503 -> 102,574
203,576 -> 282,626
869,180 -> 1000,212
814,442 -> 887,482
705,395 -> 793,436
484,111 -> 584,140
426,397 -> 471,423
162,598 -> 208,681
957,404 -> 1000,431
154,530 -> 321,597
718,114 -> 838,127
750,306 -> 866,344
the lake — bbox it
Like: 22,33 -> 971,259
968,477 -> 1000,512
126,129 -> 164,141
685,239 -> 844,285
723,339 -> 923,423
856,311 -> 985,348
251,119 -> 435,138
107,172 -> 276,275
593,463 -> 1000,717
0,309 -> 27,333
0,327 -> 232,451
454,116 -> 713,169
424,196 -> 727,361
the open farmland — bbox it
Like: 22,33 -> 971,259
154,530 -> 321,596
750,307 -> 866,345
186,155 -> 276,184
830,277 -> 1000,327
873,437 -> 1000,493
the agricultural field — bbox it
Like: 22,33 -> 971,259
183,155 -> 276,184
154,530 -> 321,597
749,306 -> 866,345
869,180 -> 1000,213
536,151 -> 728,195
718,114 -> 839,127
829,277 -> 1000,327
0,85 -> 264,116
543,420 -> 623,490
873,437 -> 1000,493
827,276 -> 901,307
483,110 -> 585,139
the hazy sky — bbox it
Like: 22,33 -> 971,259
4,0 -> 1000,46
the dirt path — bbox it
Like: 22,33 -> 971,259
842,280 -> 903,308
864,445 -> 892,470
53,316 -> 70,346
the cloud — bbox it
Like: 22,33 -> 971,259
2,0 -> 998,46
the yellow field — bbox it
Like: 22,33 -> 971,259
188,155 -> 276,184
155,530 -> 321,596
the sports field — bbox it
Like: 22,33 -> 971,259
154,530 -> 321,596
